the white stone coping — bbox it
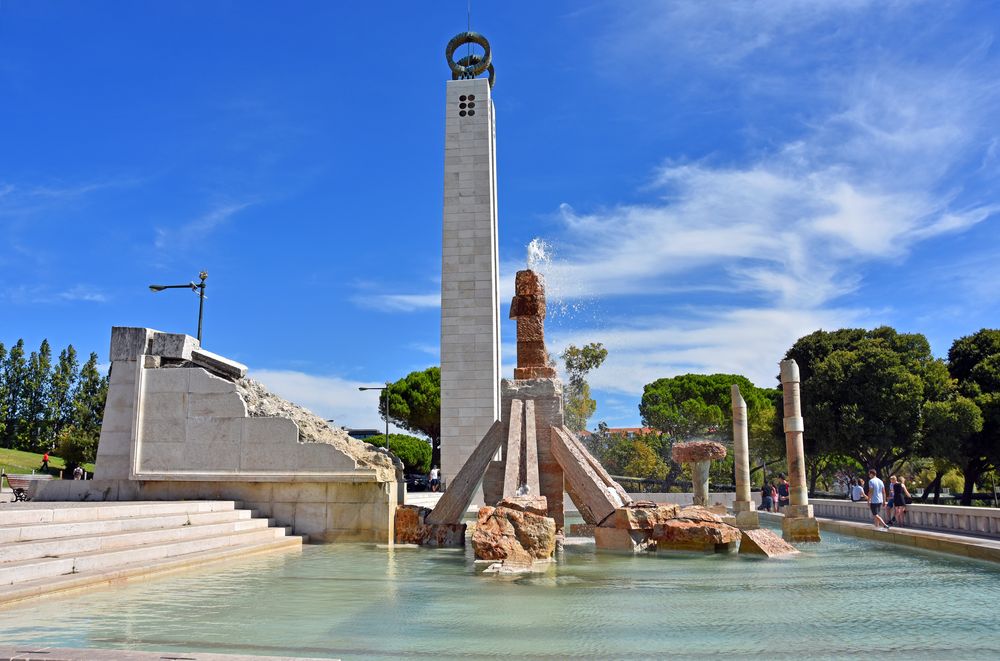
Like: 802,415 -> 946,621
129,470 -> 383,483
811,497 -> 1000,539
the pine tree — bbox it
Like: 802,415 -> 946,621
47,345 -> 79,444
21,339 -> 53,451
71,352 -> 107,440
1,339 -> 27,449
0,341 -> 7,441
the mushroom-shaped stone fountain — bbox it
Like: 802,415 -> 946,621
671,440 -> 727,507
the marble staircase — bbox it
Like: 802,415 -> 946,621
0,500 -> 301,605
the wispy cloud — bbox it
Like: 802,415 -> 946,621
1,283 -> 110,305
154,201 -> 254,250
522,1 -> 1000,413
352,292 -> 440,312
58,285 -> 109,303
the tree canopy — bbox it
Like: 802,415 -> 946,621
639,373 -> 775,442
943,329 -> 1000,504
0,338 -> 107,455
379,367 -> 440,464
366,433 -> 432,474
783,327 -> 955,477
561,343 -> 608,432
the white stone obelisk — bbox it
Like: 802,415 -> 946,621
779,359 -> 820,542
731,384 -> 758,529
440,75 -> 501,491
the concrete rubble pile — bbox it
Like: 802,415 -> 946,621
236,378 -> 399,481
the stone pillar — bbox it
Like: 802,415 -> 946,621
779,359 -> 820,542
440,75 -> 501,492
510,270 -> 556,379
691,460 -> 710,506
731,385 -> 759,529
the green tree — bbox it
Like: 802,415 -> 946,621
380,367 -> 441,466
783,327 -> 951,479
921,396 -> 983,503
0,341 -> 7,441
47,345 -> 79,444
1,339 -> 27,448
57,425 -> 99,466
367,433 -> 432,475
561,343 -> 608,433
946,329 -> 1000,505
71,352 -> 108,440
20,339 -> 53,451
639,373 -> 774,442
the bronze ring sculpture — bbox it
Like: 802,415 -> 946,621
446,31 -> 495,88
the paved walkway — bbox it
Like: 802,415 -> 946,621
759,510 -> 1000,563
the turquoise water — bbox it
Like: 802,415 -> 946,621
2,526 -> 1000,660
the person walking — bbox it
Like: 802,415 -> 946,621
40,452 -> 50,472
777,474 -> 791,511
893,476 -> 912,526
865,469 -> 891,530
428,465 -> 441,492
886,476 -> 898,524
758,483 -> 774,511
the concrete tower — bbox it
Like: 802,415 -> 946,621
440,33 -> 501,488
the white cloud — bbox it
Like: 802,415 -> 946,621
352,292 -> 440,312
249,368 -> 407,433
58,285 -> 108,303
154,202 -> 253,250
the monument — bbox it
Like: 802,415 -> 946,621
779,359 -> 821,542
439,31 -> 502,490
32,327 -> 401,543
731,384 -> 760,529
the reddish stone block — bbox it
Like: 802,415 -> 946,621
517,317 -> 545,342
517,342 -> 548,367
515,270 -> 543,296
509,294 -> 546,319
514,366 -> 557,379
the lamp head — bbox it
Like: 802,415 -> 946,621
149,285 -> 166,292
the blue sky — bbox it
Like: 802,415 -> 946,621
2,1 -> 999,431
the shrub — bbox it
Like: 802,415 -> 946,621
368,433 -> 432,474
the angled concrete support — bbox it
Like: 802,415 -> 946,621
426,421 -> 504,525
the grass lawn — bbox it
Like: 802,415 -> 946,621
0,448 -> 95,488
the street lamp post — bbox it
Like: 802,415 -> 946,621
149,271 -> 208,342
358,382 -> 391,448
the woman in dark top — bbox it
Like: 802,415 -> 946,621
758,484 -> 774,511
893,476 -> 912,526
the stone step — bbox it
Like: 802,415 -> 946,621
2,518 -> 270,564
0,508 -> 252,544
0,534 -> 302,607
0,500 -> 238,527
0,526 -> 290,586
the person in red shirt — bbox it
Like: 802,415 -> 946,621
41,452 -> 50,472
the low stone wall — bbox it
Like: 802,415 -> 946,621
811,498 -> 1000,539
31,478 -> 395,543
622,492 -> 761,509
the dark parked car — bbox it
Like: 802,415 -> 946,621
405,473 -> 429,492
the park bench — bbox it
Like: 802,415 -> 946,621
1,472 -> 53,502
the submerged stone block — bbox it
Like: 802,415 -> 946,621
594,526 -> 652,553
740,528 -> 800,557
782,516 -> 821,543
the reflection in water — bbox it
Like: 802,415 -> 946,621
1,525 -> 999,660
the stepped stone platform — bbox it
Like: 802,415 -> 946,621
0,649 -> 331,661
0,500 -> 301,606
